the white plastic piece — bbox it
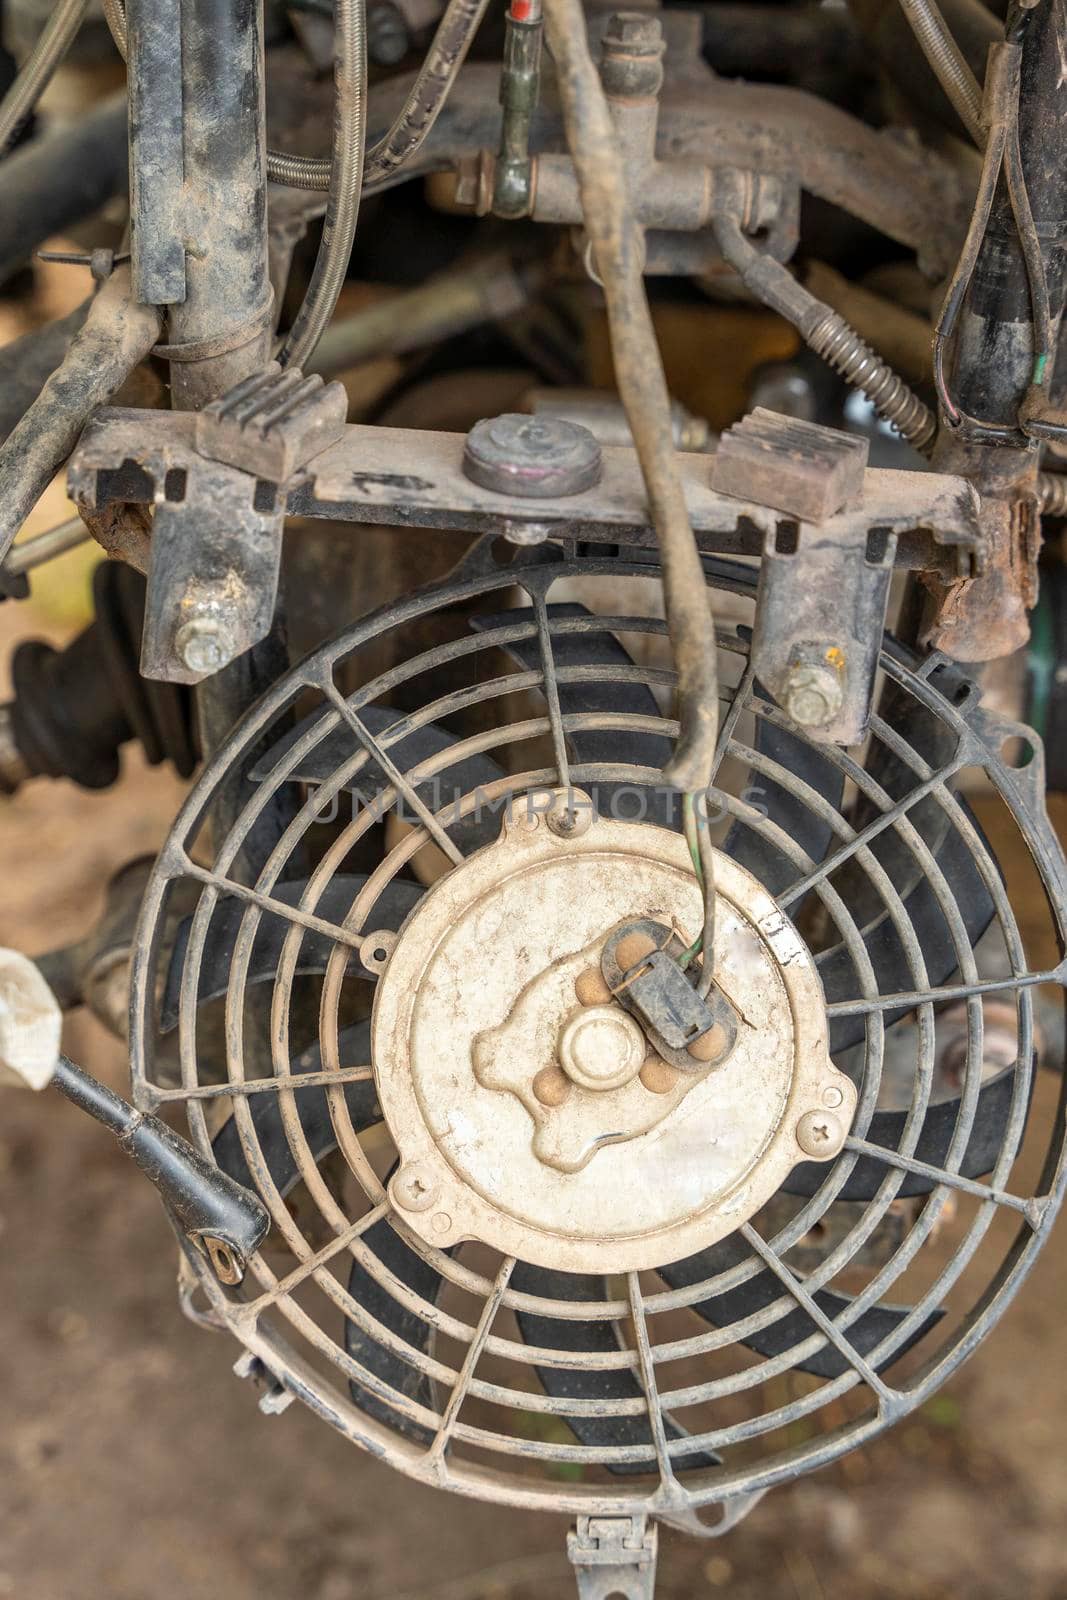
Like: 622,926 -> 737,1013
0,947 -> 61,1090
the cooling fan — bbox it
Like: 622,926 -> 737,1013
130,550 -> 1067,1583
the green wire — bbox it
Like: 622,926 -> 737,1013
679,792 -> 705,969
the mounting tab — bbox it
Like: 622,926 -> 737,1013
567,1515 -> 658,1600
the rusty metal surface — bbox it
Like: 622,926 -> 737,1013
925,438 -> 1042,661
403,54 -> 971,270
68,407 -> 985,570
0,268 -> 161,568
712,407 -> 869,524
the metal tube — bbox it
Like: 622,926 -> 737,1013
160,0 -> 272,408
1,516 -> 88,578
542,0 -> 718,793
306,254 -> 532,374
0,268 -> 161,566
493,0 -> 543,218
0,0 -> 89,156
713,208 -> 937,452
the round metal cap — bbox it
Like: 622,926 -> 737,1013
558,1004 -> 646,1092
462,413 -> 603,498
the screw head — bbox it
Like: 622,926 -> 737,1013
782,664 -> 843,729
390,1162 -> 440,1213
175,617 -> 237,676
795,1109 -> 844,1159
463,413 -> 603,498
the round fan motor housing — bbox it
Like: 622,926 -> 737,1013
373,786 -> 855,1273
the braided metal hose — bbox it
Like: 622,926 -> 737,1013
0,0 -> 88,156
279,0 -> 367,369
896,0 -> 984,146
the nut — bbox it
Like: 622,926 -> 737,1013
603,12 -> 663,46
390,1162 -> 440,1213
795,1109 -> 845,1159
175,616 -> 238,677
782,663 -> 843,729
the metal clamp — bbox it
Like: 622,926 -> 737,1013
567,1516 -> 658,1600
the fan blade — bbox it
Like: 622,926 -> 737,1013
161,874 -> 425,1030
248,702 -> 509,854
658,1231 -> 942,1379
511,1261 -> 719,1473
470,604 -> 677,826
782,1064 -> 1023,1201
211,1024 -> 448,1442
721,708 -> 846,895
212,1022 -> 377,1194
344,1198 -> 446,1445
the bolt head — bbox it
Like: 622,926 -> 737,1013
603,11 -> 663,46
175,617 -> 237,676
783,664 -> 843,729
795,1108 -> 844,1159
390,1162 -> 440,1213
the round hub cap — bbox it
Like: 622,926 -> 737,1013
373,793 -> 854,1273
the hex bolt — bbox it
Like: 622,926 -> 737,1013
175,617 -> 238,677
462,413 -> 602,498
795,1109 -> 844,1158
391,1162 -> 440,1213
782,663 -> 844,729
600,11 -> 665,97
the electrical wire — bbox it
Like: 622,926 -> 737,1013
0,0 -> 89,157
932,41 -> 1017,424
679,792 -> 717,993
279,0 -> 367,369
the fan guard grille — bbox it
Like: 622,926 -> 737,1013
130,554 -> 1067,1520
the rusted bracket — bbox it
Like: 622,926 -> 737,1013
567,1516 -> 658,1600
69,407 -> 984,574
717,409 -> 891,743
74,371 -> 346,685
